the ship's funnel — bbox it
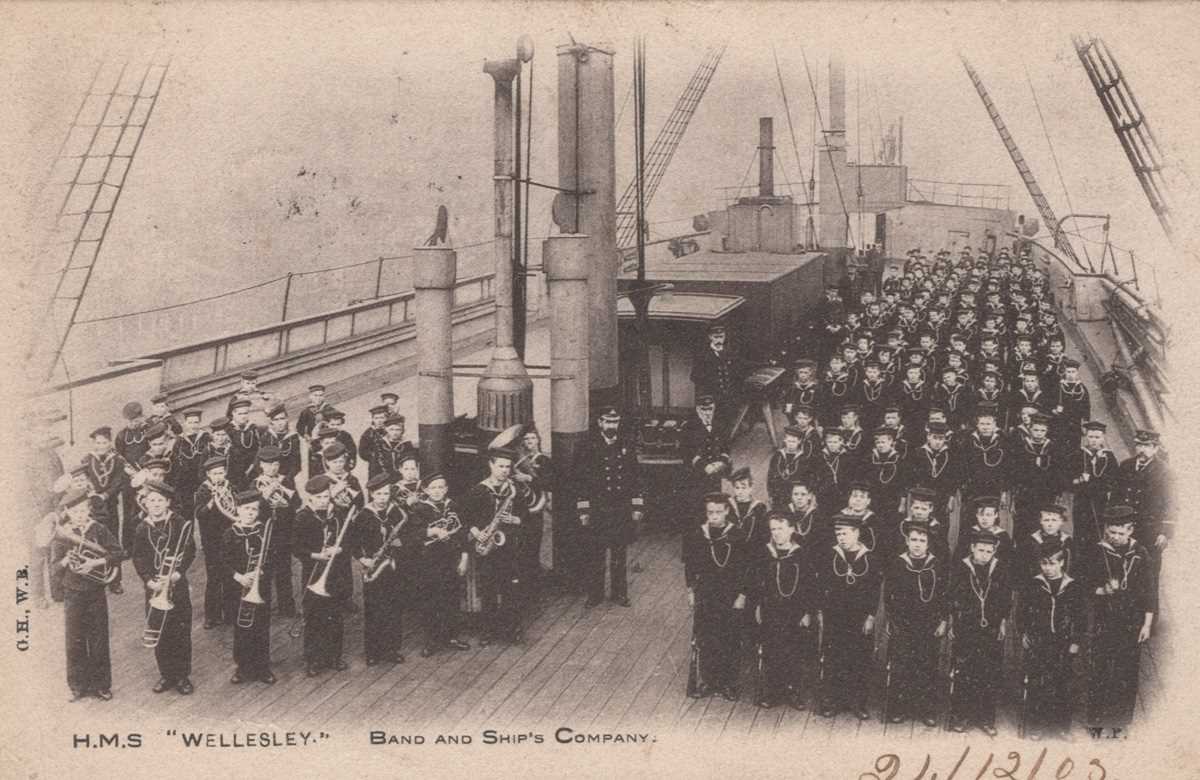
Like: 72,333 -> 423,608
759,117 -> 775,198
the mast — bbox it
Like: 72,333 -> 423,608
960,55 -> 1082,267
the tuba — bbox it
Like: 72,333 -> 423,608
236,514 -> 274,628
489,423 -> 548,513
143,516 -> 193,648
307,506 -> 357,598
55,526 -> 119,584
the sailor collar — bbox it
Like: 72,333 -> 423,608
1034,572 -> 1074,592
701,524 -> 733,543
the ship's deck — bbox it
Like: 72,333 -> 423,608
30,317 -> 1169,739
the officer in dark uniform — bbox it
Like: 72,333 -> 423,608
690,323 -> 743,424
575,408 -> 644,607
1117,429 -> 1171,610
682,395 -> 731,524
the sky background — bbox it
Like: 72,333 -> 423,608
2,1 -> 1199,373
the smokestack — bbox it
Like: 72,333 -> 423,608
758,117 -> 775,198
543,233 -> 590,575
413,244 -> 456,474
554,41 -> 618,408
819,54 -> 849,248
477,57 -> 533,434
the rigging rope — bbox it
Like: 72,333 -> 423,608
1024,63 -> 1091,269
771,45 -> 817,238
800,47 -> 854,249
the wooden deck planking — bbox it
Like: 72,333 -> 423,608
35,521 -> 1167,737
528,539 -> 680,727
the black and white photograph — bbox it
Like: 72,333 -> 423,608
2,2 -> 1198,777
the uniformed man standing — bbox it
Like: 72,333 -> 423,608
1018,538 -> 1084,740
684,492 -> 746,701
352,473 -> 417,665
465,447 -> 530,646
413,473 -> 471,657
883,519 -> 947,727
370,414 -> 417,478
948,529 -> 1011,736
1068,421 -> 1119,548
358,405 -> 389,475
576,408 -> 644,608
815,513 -> 882,720
1117,429 -> 1171,611
51,488 -> 122,701
1084,505 -> 1155,729
131,480 -> 196,695
251,446 -> 302,617
297,383 -> 329,442
193,455 -> 240,628
682,395 -> 731,525
294,475 -> 354,676
691,323 -> 743,419
224,488 -> 276,684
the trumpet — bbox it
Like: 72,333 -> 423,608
55,526 -> 119,584
363,513 -> 407,583
237,514 -> 274,628
143,517 -> 193,648
327,473 -> 358,509
424,510 -> 462,546
307,506 -> 357,598
255,473 -> 295,508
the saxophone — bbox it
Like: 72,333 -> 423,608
474,487 -> 514,556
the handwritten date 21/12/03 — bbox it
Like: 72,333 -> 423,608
859,747 -> 1111,780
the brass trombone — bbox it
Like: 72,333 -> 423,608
307,506 -> 357,598
143,518 -> 193,648
236,514 -> 274,629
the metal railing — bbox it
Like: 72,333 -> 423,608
906,178 -> 1010,211
142,273 -> 495,388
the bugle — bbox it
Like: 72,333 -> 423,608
143,518 -> 193,648
307,506 -> 356,597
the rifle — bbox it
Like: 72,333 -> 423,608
1019,671 -> 1030,739
881,634 -> 894,725
943,634 -> 958,732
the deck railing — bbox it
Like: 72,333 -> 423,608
907,178 -> 1011,211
